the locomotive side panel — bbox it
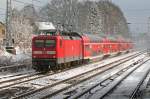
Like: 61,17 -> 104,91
64,37 -> 82,62
57,35 -> 83,64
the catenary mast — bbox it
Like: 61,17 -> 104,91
6,0 -> 13,46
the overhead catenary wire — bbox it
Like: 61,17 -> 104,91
11,0 -> 50,21
12,0 -> 43,9
0,15 -> 5,16
0,0 -> 49,22
0,7 -> 6,11
0,9 -> 6,17
2,0 -> 150,25
32,0 -> 42,3
2,1 -> 150,12
123,9 -> 150,12
0,13 -> 5,15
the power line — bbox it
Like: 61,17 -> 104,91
11,0 -> 54,21
0,13 -> 5,15
12,0 -> 43,9
0,8 -> 6,11
124,9 -> 150,11
0,14 -> 5,16
127,22 -> 150,25
148,17 -> 150,33
32,0 -> 42,3
1,0 -> 50,21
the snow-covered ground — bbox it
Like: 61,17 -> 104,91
0,51 -> 144,99
103,59 -> 150,99
12,52 -> 144,99
11,52 -> 140,89
51,54 -> 146,99
0,46 -> 31,66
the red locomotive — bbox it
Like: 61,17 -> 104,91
32,30 -> 133,71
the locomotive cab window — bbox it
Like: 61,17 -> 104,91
45,40 -> 56,47
34,40 -> 44,47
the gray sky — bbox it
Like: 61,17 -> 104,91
0,0 -> 48,21
0,0 -> 150,33
112,0 -> 150,34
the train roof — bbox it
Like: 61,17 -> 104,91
83,33 -> 104,41
60,31 -> 82,37
82,33 -> 119,41
33,30 -> 132,42
106,35 -> 117,41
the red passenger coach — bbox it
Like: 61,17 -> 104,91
81,33 -> 104,62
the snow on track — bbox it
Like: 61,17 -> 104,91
103,60 -> 150,99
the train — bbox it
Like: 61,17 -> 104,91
32,29 -> 133,72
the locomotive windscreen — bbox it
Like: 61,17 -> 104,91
45,40 -> 56,47
34,39 -> 56,47
34,40 -> 44,47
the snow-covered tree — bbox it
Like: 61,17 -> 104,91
39,0 -> 129,38
39,0 -> 79,31
9,0 -> 130,52
11,8 -> 33,53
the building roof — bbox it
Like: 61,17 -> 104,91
0,21 -> 5,26
35,22 -> 55,30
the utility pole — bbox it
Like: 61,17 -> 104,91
147,17 -> 150,49
148,17 -> 150,34
5,0 -> 12,46
5,0 -> 15,54
32,0 -> 36,22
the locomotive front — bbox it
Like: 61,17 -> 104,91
32,31 -> 58,71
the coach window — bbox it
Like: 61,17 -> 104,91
85,45 -> 90,50
104,45 -> 106,48
101,45 -> 103,48
108,45 -> 110,48
110,45 -> 112,49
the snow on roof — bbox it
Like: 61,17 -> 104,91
36,22 -> 56,30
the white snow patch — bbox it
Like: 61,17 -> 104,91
0,46 -> 31,66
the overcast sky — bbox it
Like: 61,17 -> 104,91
0,0 -> 150,33
112,0 -> 150,34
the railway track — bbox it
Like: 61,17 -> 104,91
0,63 -> 31,72
41,54 -> 147,99
0,51 -> 132,81
55,58 -> 149,99
101,59 -> 150,99
0,50 -> 133,74
7,51 -> 145,99
0,51 -> 142,91
129,64 -> 150,99
0,70 -> 36,81
139,67 -> 150,99
66,58 -> 150,99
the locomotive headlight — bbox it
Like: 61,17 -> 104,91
47,51 -> 56,54
33,51 -> 42,54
